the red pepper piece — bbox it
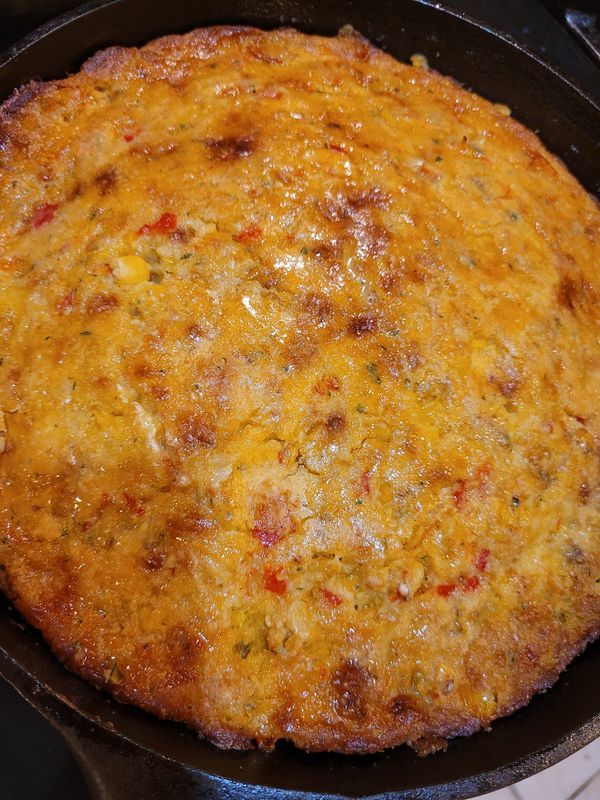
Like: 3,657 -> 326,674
462,575 -> 480,592
452,479 -> 467,507
437,583 -> 457,597
475,547 -> 490,572
55,289 -> 75,314
234,225 -> 262,243
475,463 -> 492,485
32,202 -> 59,228
123,492 -> 145,516
314,375 -> 341,395
320,587 -> 343,607
264,568 -> 287,595
360,471 -> 371,496
123,128 -> 140,143
137,212 -> 178,236
252,526 -> 281,547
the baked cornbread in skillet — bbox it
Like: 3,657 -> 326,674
0,25 -> 598,753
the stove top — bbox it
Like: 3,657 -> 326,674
0,2 -> 598,798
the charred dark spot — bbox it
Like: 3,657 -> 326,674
204,134 -> 256,160
187,323 -> 204,342
164,625 -> 204,685
311,242 -> 338,261
66,182 -> 82,202
558,275 -> 581,311
284,334 -> 317,368
2,81 -> 44,117
95,168 -> 118,195
151,385 -> 170,401
0,129 -> 12,155
142,549 -> 166,571
133,361 -> 161,379
389,693 -> 422,726
318,190 -> 391,257
319,189 -> 390,221
347,189 -> 390,211
178,415 -> 216,451
86,293 -> 119,315
326,412 -> 346,433
247,263 -> 280,290
579,483 -> 590,504
170,226 -> 190,243
166,513 -> 214,536
252,494 -> 295,547
354,221 -> 390,256
490,374 -> 520,398
332,660 -> 375,720
348,313 -> 378,337
303,292 -> 332,327
82,46 -> 130,77
565,543 -> 586,564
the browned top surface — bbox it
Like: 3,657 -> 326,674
0,26 -> 598,753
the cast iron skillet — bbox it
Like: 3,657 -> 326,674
0,1 -> 599,798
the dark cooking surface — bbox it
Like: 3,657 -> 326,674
0,1 -> 598,798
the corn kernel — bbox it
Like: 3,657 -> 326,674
494,103 -> 511,117
113,255 -> 150,285
410,53 -> 429,69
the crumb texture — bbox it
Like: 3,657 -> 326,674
0,26 -> 598,753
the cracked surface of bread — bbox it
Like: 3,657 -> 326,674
0,25 -> 599,754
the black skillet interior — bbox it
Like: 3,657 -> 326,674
0,1 -> 599,799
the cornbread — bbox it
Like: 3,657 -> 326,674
0,26 -> 598,754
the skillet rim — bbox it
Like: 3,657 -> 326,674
1,0 -> 599,115
0,1 -> 598,798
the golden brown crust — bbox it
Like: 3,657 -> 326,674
0,25 -> 599,754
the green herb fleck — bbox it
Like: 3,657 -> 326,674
366,363 -> 381,384
234,641 -> 251,659
181,252 -> 193,260
356,404 -> 368,414
355,499 -> 363,506
435,155 -> 443,162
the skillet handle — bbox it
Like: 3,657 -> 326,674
564,9 -> 600,61
58,722 -> 203,800
541,1 -> 600,61
58,717 -> 237,800
0,638 -> 255,800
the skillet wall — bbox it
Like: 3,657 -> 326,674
1,0 -> 599,195
0,1 -> 599,799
